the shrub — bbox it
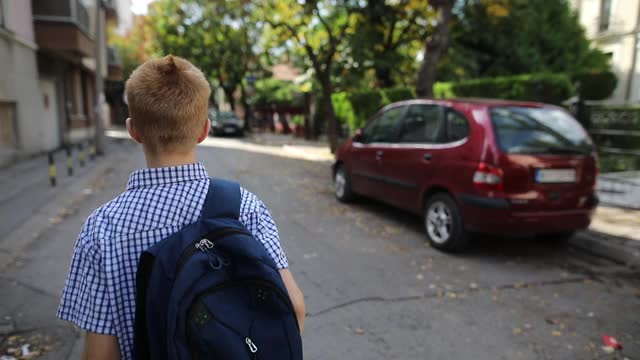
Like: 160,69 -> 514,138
434,82 -> 455,99
348,90 -> 385,129
449,73 -> 574,104
382,87 -> 415,104
572,71 -> 618,101
332,92 -> 357,130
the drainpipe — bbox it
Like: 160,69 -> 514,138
624,2 -> 640,103
94,0 -> 105,154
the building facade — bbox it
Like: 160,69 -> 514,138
0,0 -> 123,166
571,0 -> 640,104
0,0 -> 46,161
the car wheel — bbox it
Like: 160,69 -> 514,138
334,165 -> 354,202
424,193 -> 468,252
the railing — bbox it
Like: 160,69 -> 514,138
587,106 -> 640,172
32,0 -> 91,35
587,106 -> 640,209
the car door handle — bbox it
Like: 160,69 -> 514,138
375,150 -> 384,160
423,153 -> 433,161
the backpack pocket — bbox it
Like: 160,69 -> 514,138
186,279 -> 297,360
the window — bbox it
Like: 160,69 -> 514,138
490,107 -> 593,155
446,110 -> 470,142
397,105 -> 443,143
0,0 -> 5,29
599,0 -> 612,31
362,106 -> 405,143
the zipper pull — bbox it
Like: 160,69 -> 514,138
245,337 -> 258,353
195,239 -> 214,251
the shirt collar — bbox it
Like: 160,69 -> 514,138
126,162 -> 209,190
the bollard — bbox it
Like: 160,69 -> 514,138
48,153 -> 57,187
89,140 -> 96,161
78,143 -> 85,167
66,146 -> 73,176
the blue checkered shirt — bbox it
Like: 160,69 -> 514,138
57,163 -> 288,359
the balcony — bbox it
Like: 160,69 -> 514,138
32,0 -> 95,58
103,0 -> 118,22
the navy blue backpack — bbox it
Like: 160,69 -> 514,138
133,179 -> 303,359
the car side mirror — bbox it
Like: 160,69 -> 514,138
353,129 -> 364,143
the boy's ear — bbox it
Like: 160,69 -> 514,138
126,118 -> 143,144
197,118 -> 211,144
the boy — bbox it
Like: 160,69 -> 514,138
57,55 -> 305,360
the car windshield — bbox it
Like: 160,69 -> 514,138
490,106 -> 593,155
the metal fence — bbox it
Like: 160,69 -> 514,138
587,106 -> 640,209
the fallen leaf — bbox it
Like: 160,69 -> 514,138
512,327 -> 523,335
514,282 -> 526,289
552,331 -> 563,336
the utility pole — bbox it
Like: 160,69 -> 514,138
94,0 -> 106,155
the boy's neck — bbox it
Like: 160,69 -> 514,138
143,148 -> 197,168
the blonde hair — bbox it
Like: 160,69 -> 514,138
125,55 -> 211,152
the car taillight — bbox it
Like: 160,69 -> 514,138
473,162 -> 504,191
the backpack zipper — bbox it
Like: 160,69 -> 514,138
175,228 -> 251,275
186,279 -> 296,359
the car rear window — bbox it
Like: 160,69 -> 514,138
490,107 -> 593,155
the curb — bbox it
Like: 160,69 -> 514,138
569,230 -> 640,268
0,140 -> 135,270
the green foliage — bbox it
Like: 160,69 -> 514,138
331,92 -> 357,130
572,71 -> 618,101
382,87 -> 415,103
448,73 -> 574,104
291,115 -> 305,126
349,91 -> 385,128
251,79 -> 303,107
441,0 -> 611,82
332,87 -> 415,131
434,82 -> 455,99
147,0 -> 259,108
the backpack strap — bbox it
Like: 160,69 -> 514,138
201,178 -> 242,220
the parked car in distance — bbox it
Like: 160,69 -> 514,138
209,109 -> 245,137
333,98 -> 599,252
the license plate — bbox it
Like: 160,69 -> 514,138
224,127 -> 235,133
535,169 -> 577,183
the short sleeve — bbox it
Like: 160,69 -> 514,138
57,218 -> 115,334
239,188 -> 289,269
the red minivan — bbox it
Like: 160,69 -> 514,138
333,98 -> 599,251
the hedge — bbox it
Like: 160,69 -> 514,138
447,73 -> 575,105
572,71 -> 618,101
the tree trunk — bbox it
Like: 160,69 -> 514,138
416,1 -> 454,98
375,65 -> 395,88
319,72 -> 338,153
222,86 -> 236,111
239,82 -> 252,132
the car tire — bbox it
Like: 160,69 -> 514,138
424,193 -> 468,252
536,231 -> 575,245
334,165 -> 355,202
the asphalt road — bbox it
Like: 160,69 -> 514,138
1,135 -> 639,359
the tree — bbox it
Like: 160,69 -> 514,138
347,0 -> 433,88
439,0 -> 610,81
147,0 -> 259,112
108,15 -> 155,78
416,0 -> 455,97
263,0 -> 356,152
